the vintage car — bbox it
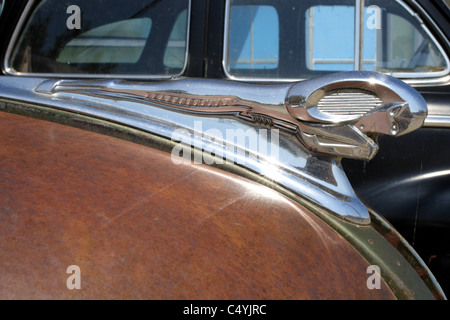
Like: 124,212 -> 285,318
0,0 -> 448,300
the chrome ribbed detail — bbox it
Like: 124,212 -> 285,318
318,90 -> 383,116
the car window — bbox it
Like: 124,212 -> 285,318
8,0 -> 189,77
228,5 -> 279,74
225,0 -> 449,80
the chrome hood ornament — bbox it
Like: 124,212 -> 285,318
36,71 -> 427,161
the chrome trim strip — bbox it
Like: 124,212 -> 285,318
3,0 -> 192,79
223,0 -> 232,79
354,0 -> 365,71
0,75 -> 372,225
222,0 -> 450,84
424,115 -> 450,128
403,75 -> 450,87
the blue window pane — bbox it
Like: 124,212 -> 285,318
228,5 -> 279,71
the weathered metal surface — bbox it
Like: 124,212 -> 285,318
0,111 -> 395,299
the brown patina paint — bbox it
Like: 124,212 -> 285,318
0,111 -> 394,299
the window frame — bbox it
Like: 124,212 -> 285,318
222,0 -> 450,84
3,0 -> 192,79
